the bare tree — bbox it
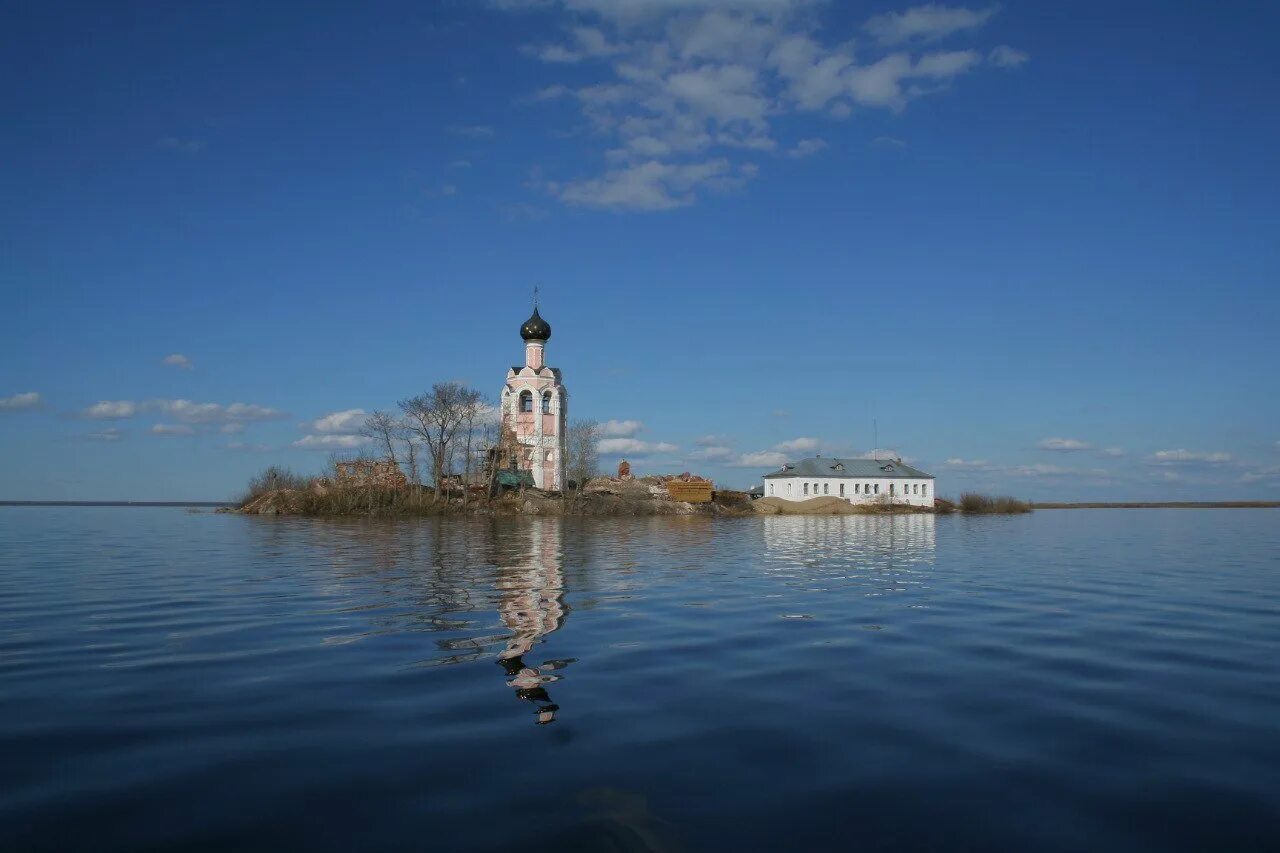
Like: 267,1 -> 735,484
400,426 -> 420,485
457,390 -> 489,508
399,383 -> 481,501
567,419 -> 601,489
361,411 -> 401,467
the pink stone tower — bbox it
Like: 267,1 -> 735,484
500,297 -> 567,491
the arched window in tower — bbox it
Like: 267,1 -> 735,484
541,391 -> 552,414
519,390 -> 533,413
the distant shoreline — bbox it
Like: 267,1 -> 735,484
1031,502 -> 1280,509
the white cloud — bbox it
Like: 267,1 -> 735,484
864,4 -> 996,45
856,448 -> 908,461
149,399 -> 285,425
731,450 -> 790,467
695,433 -> 729,445
87,428 -> 123,442
528,25 -> 625,62
83,400 -> 138,419
988,44 -> 1029,68
871,135 -> 907,148
786,138 -> 826,158
1241,466 -> 1280,484
1098,447 -> 1126,458
312,409 -> 367,435
162,353 -> 193,370
0,391 -> 41,411
220,423 -> 245,434
603,419 -> 644,436
293,434 -> 370,451
687,445 -> 735,461
151,423 -> 195,437
598,437 -> 679,455
1036,437 -> 1093,452
1149,449 -> 1233,465
512,1 -> 1006,210
554,158 -> 746,211
1008,463 -> 1103,478
944,457 -> 990,469
773,436 -> 818,453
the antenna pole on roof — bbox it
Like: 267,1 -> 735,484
873,419 -> 878,462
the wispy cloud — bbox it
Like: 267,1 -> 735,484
87,428 -> 123,442
944,457 -> 991,469
730,450 -> 790,468
311,409 -> 367,435
162,353 -> 193,370
1241,466 -> 1280,484
510,1 -> 1019,210
149,399 -> 285,425
83,400 -> 138,419
864,4 -> 997,45
598,437 -> 679,455
687,445 -> 735,461
773,436 -> 819,453
602,419 -> 644,436
294,434 -> 370,451
151,423 -> 195,437
1148,449 -> 1232,465
988,44 -> 1029,68
0,391 -> 41,411
1036,437 -> 1093,452
785,138 -> 827,158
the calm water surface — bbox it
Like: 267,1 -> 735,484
1,508 -> 1278,851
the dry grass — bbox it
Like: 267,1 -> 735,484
238,466 -> 313,506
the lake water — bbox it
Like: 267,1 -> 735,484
1,508 -> 1277,851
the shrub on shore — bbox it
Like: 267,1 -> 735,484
239,466 -> 313,506
957,493 -> 1032,514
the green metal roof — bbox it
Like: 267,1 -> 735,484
762,457 -> 934,480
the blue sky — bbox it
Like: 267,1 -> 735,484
3,0 -> 1278,501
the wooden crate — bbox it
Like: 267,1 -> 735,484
666,481 -> 713,503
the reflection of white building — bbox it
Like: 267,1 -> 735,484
760,513 -> 937,573
763,456 -> 935,507
495,518 -> 569,724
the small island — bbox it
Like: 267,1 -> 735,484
229,302 -> 1033,519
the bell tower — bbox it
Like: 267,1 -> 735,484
500,293 -> 567,491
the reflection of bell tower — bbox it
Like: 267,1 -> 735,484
500,291 -> 568,491
496,518 -> 569,724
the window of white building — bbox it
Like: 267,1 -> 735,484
519,390 -> 533,412
823,483 -> 829,495
803,483 -> 809,496
839,483 -> 845,497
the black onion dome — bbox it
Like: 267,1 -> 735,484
520,307 -> 551,341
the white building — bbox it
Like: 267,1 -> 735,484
762,456 -> 936,507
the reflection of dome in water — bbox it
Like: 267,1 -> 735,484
520,307 -> 551,341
